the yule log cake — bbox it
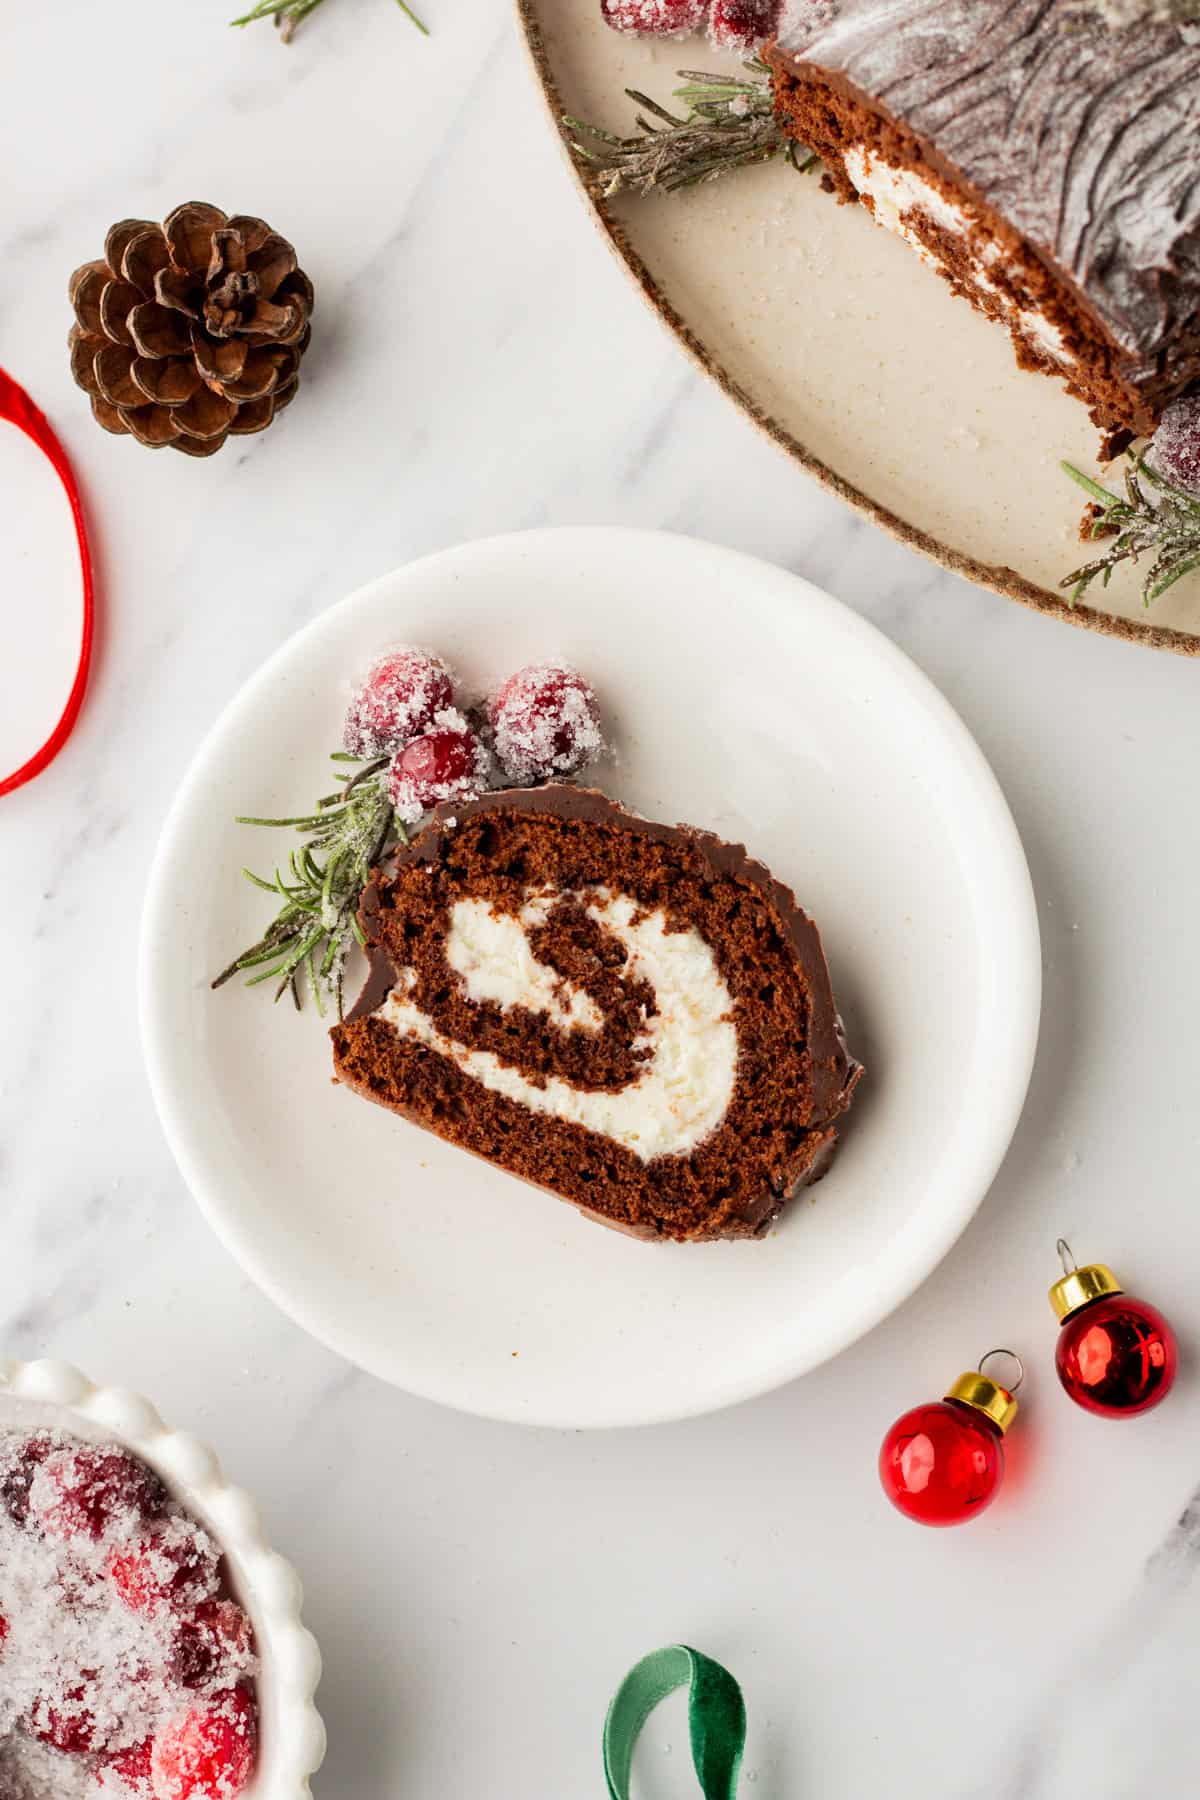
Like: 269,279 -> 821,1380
767,2 -> 1200,451
330,786 -> 861,1242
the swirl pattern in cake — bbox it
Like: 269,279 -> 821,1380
330,787 -> 861,1241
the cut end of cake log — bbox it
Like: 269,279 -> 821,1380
767,4 -> 1200,453
329,786 -> 862,1243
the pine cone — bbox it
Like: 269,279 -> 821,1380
68,202 -> 313,457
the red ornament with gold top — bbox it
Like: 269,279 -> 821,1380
1049,1240 -> 1178,1418
878,1351 -> 1022,1527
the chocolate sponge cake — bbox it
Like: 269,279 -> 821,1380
768,2 -> 1200,449
330,786 -> 861,1242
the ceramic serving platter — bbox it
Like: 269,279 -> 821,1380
517,1 -> 1200,655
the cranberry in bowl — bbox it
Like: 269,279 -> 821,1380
0,1360 -> 324,1800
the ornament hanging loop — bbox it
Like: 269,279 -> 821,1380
978,1347 -> 1024,1393
1056,1238 -> 1077,1276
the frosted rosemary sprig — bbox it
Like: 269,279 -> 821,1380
212,752 -> 404,1016
1060,453 -> 1200,608
565,61 -> 817,197
229,0 -> 427,44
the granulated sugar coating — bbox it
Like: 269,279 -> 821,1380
342,646 -> 455,759
0,1430 -> 258,1799
487,664 -> 606,786
386,708 -> 493,826
601,0 -> 708,33
1151,392 -> 1200,497
601,0 -> 780,37
709,0 -> 782,48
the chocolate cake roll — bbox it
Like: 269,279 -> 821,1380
330,786 -> 861,1242
768,2 -> 1200,448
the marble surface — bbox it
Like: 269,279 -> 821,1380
3,4 -> 1200,1796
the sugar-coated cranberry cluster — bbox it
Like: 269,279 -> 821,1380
342,648 -> 607,825
0,1430 -> 257,1800
600,0 -> 780,52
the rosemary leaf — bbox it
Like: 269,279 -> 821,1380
1060,453 -> 1200,609
214,751 -> 399,1015
230,0 -> 427,43
565,59 -> 813,198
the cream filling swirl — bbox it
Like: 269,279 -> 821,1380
380,889 -> 738,1162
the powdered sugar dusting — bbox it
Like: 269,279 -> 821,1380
777,1 -> 1200,379
777,0 -> 837,42
0,1430 -> 258,1800
1086,0 -> 1200,21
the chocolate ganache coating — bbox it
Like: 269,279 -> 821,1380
773,1 -> 1200,399
334,786 -> 862,1242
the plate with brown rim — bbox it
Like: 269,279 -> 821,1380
517,1 -> 1200,656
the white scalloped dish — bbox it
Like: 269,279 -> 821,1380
0,1359 -> 325,1800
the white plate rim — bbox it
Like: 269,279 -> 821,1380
139,527 -> 1042,1428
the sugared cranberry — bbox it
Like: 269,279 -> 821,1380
106,1523 -> 220,1616
708,0 -> 780,48
173,1601 -> 255,1690
343,646 -> 455,758
488,662 -> 605,785
29,1676 -> 99,1753
1151,390 -> 1200,499
31,1447 -> 167,1543
97,1741 -> 155,1794
0,1613 -> 8,1647
601,0 -> 707,33
386,708 -> 492,825
0,1429 -> 53,1525
150,1689 -> 257,1800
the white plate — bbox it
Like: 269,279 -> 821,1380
140,529 -> 1040,1429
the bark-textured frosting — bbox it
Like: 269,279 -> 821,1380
774,1 -> 1200,394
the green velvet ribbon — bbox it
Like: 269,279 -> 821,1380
604,1646 -> 746,1800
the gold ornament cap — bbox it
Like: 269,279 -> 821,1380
1048,1263 -> 1123,1321
944,1369 -> 1019,1435
1049,1240 -> 1123,1322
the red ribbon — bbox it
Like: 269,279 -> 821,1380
0,368 -> 95,797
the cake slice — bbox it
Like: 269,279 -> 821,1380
767,2 -> 1200,450
330,786 -> 861,1242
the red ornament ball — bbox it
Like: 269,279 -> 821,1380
387,711 -> 491,825
343,647 -> 455,759
488,663 -> 604,786
1056,1294 -> 1177,1417
879,1400 -> 1005,1528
